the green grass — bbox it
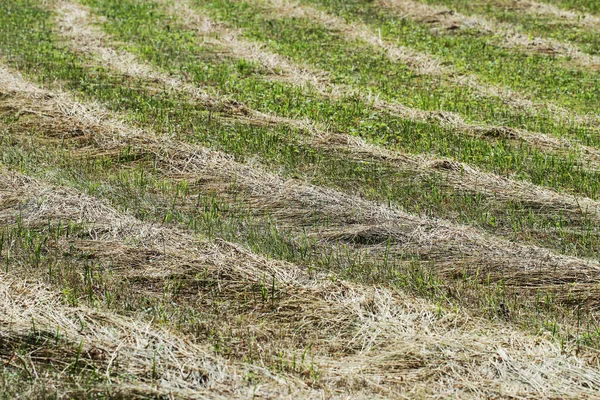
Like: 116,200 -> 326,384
4,176 -> 600,367
7,75 -> 600,358
4,141 -> 600,354
541,0 -> 600,14
181,0 -> 600,145
419,0 -> 600,56
0,332 -> 112,399
51,0 -> 600,201
286,0 -> 600,111
3,0 -> 600,257
5,102 -> 600,262
0,211 -> 328,391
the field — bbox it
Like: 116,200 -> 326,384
2,0 -> 600,398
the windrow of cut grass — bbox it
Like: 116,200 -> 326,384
519,0 -> 600,30
85,0 -> 600,142
270,0 -> 600,116
0,278 -> 238,399
4,158 -> 600,398
50,3 -> 600,215
0,173 -> 336,399
417,0 -> 600,57
5,66 -> 600,355
25,0 -> 600,204
3,8 -> 600,269
195,2 -> 597,125
5,0 -> 600,263
5,0 -> 600,206
180,0 -> 600,152
36,0 -> 600,344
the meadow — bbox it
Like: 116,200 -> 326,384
2,0 -> 600,398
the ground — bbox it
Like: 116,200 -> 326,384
2,0 -> 600,398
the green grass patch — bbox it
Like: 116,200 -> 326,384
11,0 -> 585,199
419,0 -> 600,56
4,0 -> 600,251
541,0 -> 600,14
190,0 -> 600,141
289,0 -> 600,112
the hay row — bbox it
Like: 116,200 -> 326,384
2,166 -> 600,398
2,63 -> 600,294
378,0 -> 600,69
51,1 -> 600,209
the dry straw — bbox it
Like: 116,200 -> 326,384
3,168 -> 600,398
3,61 -> 600,294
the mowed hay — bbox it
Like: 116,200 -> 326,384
0,170 -> 323,398
377,0 -> 600,69
177,0 -> 600,162
4,60 -> 600,358
3,169 -> 600,398
0,276 -> 238,399
3,1 -> 600,396
45,3 -> 600,218
59,0 -> 600,168
3,64 -> 600,303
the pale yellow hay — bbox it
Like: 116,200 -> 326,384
378,0 -> 600,70
3,168 -> 600,398
56,1 -> 158,78
54,0 -> 600,170
3,2 -> 600,398
3,64 -> 600,288
0,274 -> 295,398
163,0 -> 600,142
0,278 -> 332,398
265,0 -> 449,76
